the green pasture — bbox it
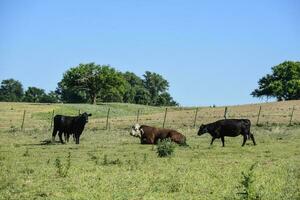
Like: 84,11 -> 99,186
0,102 -> 299,199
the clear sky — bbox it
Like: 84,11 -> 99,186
0,0 -> 299,106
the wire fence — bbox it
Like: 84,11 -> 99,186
1,103 -> 300,132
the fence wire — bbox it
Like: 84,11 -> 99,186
1,103 -> 299,131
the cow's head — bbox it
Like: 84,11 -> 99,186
198,124 -> 208,136
80,112 -> 92,123
130,124 -> 143,138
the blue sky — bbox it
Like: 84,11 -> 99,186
0,0 -> 299,106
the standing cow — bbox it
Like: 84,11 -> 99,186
197,119 -> 256,147
52,112 -> 92,144
130,124 -> 187,145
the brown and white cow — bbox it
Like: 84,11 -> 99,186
130,124 -> 187,145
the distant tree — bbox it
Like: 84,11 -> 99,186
97,67 -> 126,103
134,87 -> 151,105
59,63 -> 126,104
56,81 -> 88,103
39,91 -> 60,103
23,87 -> 46,102
122,72 -> 144,103
251,61 -> 300,101
156,92 -> 179,106
142,71 -> 178,106
0,79 -> 24,102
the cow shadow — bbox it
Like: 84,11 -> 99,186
21,139 -> 61,146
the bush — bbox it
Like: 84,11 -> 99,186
101,154 -> 122,166
156,138 -> 176,157
237,163 -> 262,200
54,152 -> 71,177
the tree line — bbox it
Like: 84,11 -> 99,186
0,61 -> 299,105
0,63 -> 178,106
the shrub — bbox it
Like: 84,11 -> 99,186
101,154 -> 122,166
156,138 -> 176,157
54,152 -> 71,177
23,148 -> 29,157
237,163 -> 262,200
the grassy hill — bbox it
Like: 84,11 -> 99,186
0,101 -> 299,199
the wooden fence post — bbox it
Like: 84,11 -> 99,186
21,110 -> 26,131
224,107 -> 228,119
162,108 -> 168,128
50,109 -> 54,130
106,108 -> 110,130
136,109 -> 140,123
289,106 -> 295,126
193,107 -> 199,128
256,106 -> 262,126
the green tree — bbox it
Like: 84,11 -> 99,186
0,79 -> 24,102
251,61 -> 300,101
142,71 -> 178,106
122,72 -> 144,103
56,81 -> 88,103
23,87 -> 46,102
156,92 -> 178,106
134,87 -> 151,105
59,63 -> 126,104
39,91 -> 59,103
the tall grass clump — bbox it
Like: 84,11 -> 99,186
237,163 -> 262,200
156,138 -> 176,157
102,154 -> 122,166
54,152 -> 71,177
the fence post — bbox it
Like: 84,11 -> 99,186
50,109 -> 54,130
136,109 -> 140,123
106,108 -> 110,130
224,107 -> 228,119
256,106 -> 262,126
162,108 -> 168,128
78,109 -> 81,115
21,110 -> 26,131
193,107 -> 199,128
289,106 -> 295,126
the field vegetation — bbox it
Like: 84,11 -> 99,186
0,101 -> 299,199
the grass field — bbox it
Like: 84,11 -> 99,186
0,101 -> 300,199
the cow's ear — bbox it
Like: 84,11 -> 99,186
88,113 -> 92,116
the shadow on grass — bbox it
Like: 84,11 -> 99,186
21,139 -> 61,146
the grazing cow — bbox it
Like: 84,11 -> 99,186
130,124 -> 187,145
197,119 -> 256,147
52,112 -> 92,144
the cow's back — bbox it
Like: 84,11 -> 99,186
168,130 -> 186,145
53,115 -> 75,132
209,119 -> 245,137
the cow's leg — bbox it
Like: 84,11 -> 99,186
58,131 -> 65,144
65,133 -> 70,143
221,136 -> 225,147
242,135 -> 247,146
250,133 -> 256,145
52,128 -> 57,142
64,132 -> 68,142
75,134 -> 80,144
210,137 -> 216,145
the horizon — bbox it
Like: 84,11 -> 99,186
1,0 -> 299,106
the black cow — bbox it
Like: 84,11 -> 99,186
52,112 -> 92,144
197,119 -> 256,147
